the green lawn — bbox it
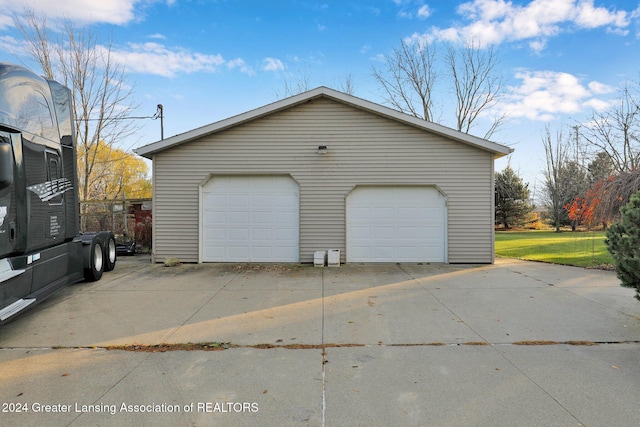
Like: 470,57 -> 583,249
495,230 -> 615,269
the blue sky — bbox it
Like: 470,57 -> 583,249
1,0 -> 639,192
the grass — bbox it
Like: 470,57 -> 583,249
495,230 -> 615,269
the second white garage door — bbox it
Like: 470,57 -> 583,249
346,186 -> 446,262
201,176 -> 299,262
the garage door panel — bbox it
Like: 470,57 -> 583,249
275,194 -> 298,207
373,207 -> 394,219
276,211 -> 298,223
352,246 -> 372,258
202,176 -> 299,262
204,194 -> 226,207
228,246 -> 251,259
202,211 -> 225,225
396,247 -> 421,258
228,194 -> 250,207
349,226 -> 370,239
251,247 -> 271,259
373,227 -> 395,239
373,247 -> 394,259
396,227 -> 421,239
347,186 -> 446,263
252,194 -> 272,205
228,212 -> 250,224
226,179 -> 250,191
204,228 -> 226,241
204,246 -> 225,259
349,207 -> 372,220
397,207 -> 420,219
251,228 -> 272,240
251,179 -> 276,191
251,212 -> 273,224
275,229 -> 297,241
229,228 -> 250,240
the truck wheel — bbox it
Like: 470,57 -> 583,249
84,238 -> 104,282
104,234 -> 117,272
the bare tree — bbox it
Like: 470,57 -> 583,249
338,73 -> 355,95
580,80 -> 640,173
14,10 -> 140,206
283,74 -> 310,97
15,10 -> 55,78
274,67 -> 312,99
542,126 -> 571,232
372,39 -> 505,138
372,39 -> 437,121
588,171 -> 640,226
446,42 -> 505,139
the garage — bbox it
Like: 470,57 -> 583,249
201,176 -> 299,262
137,87 -> 512,264
346,186 -> 447,263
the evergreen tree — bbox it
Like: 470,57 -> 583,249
587,151 -> 614,184
605,191 -> 640,300
495,166 -> 532,228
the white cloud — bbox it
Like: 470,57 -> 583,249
417,5 -> 431,19
0,13 -> 13,29
497,70 -> 613,121
0,0 -> 141,27
574,0 -> 627,28
262,57 -> 285,72
419,0 -> 630,49
582,97 -> 611,111
107,42 -> 230,78
528,39 -> 547,52
0,35 -> 24,55
587,80 -> 615,95
226,58 -> 255,75
0,31 -> 253,78
394,1 -> 432,19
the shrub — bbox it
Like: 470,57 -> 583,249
605,191 -> 640,300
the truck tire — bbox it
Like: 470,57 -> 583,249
84,237 -> 104,282
104,233 -> 117,272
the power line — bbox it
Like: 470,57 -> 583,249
74,104 -> 164,140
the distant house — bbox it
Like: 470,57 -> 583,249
136,87 -> 512,264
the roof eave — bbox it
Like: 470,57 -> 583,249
322,89 -> 513,158
135,86 -> 513,159
135,88 -> 329,159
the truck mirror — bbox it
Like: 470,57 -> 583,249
0,143 -> 13,190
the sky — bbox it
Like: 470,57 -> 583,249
0,0 -> 639,196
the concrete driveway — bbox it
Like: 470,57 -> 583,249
1,256 -> 639,426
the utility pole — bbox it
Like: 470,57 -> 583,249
157,104 -> 164,140
574,125 -> 580,165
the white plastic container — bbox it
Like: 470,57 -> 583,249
314,251 -> 327,267
328,249 -> 340,267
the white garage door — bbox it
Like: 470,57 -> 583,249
201,176 -> 299,262
346,186 -> 446,262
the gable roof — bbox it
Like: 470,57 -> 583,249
135,86 -> 513,159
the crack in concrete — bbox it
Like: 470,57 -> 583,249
4,340 -> 639,353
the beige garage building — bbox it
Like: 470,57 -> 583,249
136,87 -> 512,264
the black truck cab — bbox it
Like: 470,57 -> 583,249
0,63 -> 116,323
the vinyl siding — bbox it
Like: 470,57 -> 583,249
152,97 -> 494,263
